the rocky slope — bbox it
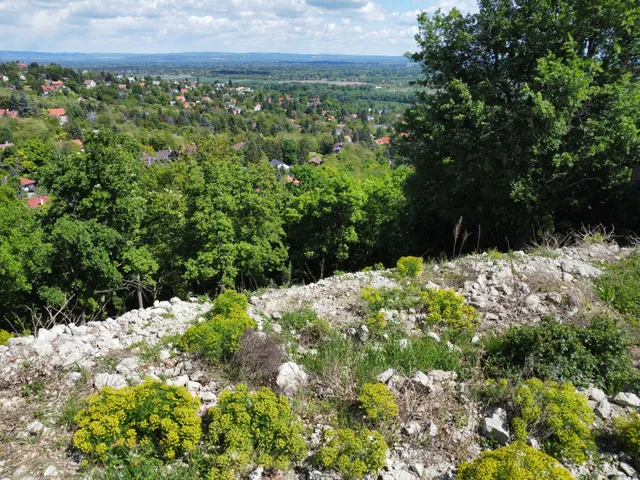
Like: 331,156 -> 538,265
0,242 -> 638,479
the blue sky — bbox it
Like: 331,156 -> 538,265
0,0 -> 477,55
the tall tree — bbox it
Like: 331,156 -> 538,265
402,0 -> 640,249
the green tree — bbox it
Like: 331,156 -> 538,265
403,0 -> 640,249
281,138 -> 300,165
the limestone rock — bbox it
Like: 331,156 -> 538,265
276,362 -> 307,396
482,409 -> 510,445
94,373 -> 127,390
613,392 -> 640,408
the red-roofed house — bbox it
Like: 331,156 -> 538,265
139,82 -> 147,87
20,177 -> 36,192
28,196 -> 49,208
17,62 -> 28,70
176,95 -> 185,102
50,80 -> 64,89
0,109 -> 19,119
83,79 -> 96,88
181,88 -> 189,94
41,85 -> 55,95
232,142 -> 245,151
48,108 -> 66,117
375,137 -> 391,146
119,84 -> 127,90
254,104 -> 262,111
0,142 -> 14,150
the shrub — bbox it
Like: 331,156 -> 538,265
0,329 -> 13,346
457,441 -> 575,480
315,428 -> 387,479
231,331 -> 284,384
483,316 -> 636,393
396,256 -> 423,278
206,384 -> 306,480
359,383 -> 398,423
513,379 -> 595,464
281,307 -> 318,331
365,312 -> 387,335
179,308 -> 256,362
73,378 -> 201,462
597,254 -> 640,318
419,288 -> 478,332
211,290 -> 249,316
361,286 -> 388,314
613,413 -> 640,457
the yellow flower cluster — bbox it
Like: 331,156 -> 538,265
315,428 -> 388,480
206,384 -> 306,479
396,256 -> 424,278
73,378 -> 201,463
457,441 -> 575,480
359,383 -> 399,423
419,288 -> 478,331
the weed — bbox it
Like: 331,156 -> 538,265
281,307 -> 318,331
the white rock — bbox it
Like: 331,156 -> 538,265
425,281 -> 440,290
427,422 -> 438,437
482,409 -> 510,445
403,421 -> 422,436
172,375 -> 190,387
65,372 -> 83,384
619,462 -> 636,477
199,391 -> 216,402
471,335 -> 480,344
276,362 -> 307,396
116,357 -> 140,373
588,387 -> 607,403
37,329 -> 58,342
43,465 -> 59,477
377,368 -> 396,384
613,392 -> 640,408
595,399 -> 612,420
27,420 -> 45,435
426,332 -> 441,343
271,323 -> 282,334
31,339 -> 54,357
248,467 -> 264,480
94,373 -> 127,390
159,349 -> 171,361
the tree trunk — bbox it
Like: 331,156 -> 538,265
136,274 -> 144,310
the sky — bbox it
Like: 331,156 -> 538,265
0,0 -> 478,56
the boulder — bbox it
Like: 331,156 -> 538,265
613,392 -> 640,408
482,409 -> 510,445
94,373 -> 127,390
276,362 -> 307,397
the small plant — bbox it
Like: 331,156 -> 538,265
457,441 -> 575,480
315,428 -> 387,479
513,379 -> 595,464
206,384 -> 306,480
73,378 -> 201,462
58,396 -> 82,430
359,383 -> 398,423
396,256 -> 423,278
613,412 -> 640,457
360,286 -> 388,314
211,290 -> 249,316
419,288 -> 478,332
281,307 -> 318,331
179,308 -> 256,363
21,378 -> 46,398
365,312 -> 387,336
596,254 -> 640,319
0,329 -> 13,346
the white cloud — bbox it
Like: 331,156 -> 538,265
0,0 -> 479,55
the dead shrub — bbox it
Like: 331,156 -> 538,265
231,331 -> 284,387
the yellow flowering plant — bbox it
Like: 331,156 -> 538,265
359,383 -> 399,423
73,378 -> 201,463
457,441 -> 575,480
0,329 -> 12,346
206,384 -> 306,480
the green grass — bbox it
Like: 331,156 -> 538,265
300,333 -> 466,389
596,253 -> 640,319
58,395 -> 82,430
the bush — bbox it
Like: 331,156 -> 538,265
597,254 -> 640,318
73,378 -> 201,462
231,331 -> 284,384
361,286 -> 388,314
483,316 -> 636,393
420,288 -> 478,332
281,307 -> 318,331
211,290 -> 249,316
513,379 -> 595,464
179,308 -> 256,362
206,384 -> 306,480
613,413 -> 640,457
365,312 -> 387,335
0,329 -> 13,346
315,428 -> 387,479
457,441 -> 575,480
359,383 -> 398,423
396,256 -> 423,278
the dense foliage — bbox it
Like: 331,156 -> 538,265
359,383 -> 399,423
597,254 -> 640,319
483,316 -> 636,393
402,0 -> 640,250
315,428 -> 388,479
613,413 -> 640,457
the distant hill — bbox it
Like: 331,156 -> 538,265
0,51 -> 408,68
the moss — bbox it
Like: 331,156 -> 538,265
457,441 -> 575,480
315,428 -> 388,479
396,256 -> 423,277
206,384 -> 306,480
359,383 -> 398,423
73,378 -> 201,463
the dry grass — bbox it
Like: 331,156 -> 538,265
231,331 -> 284,388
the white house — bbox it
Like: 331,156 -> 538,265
83,79 -> 96,88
